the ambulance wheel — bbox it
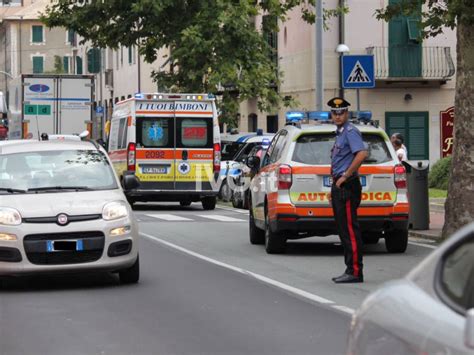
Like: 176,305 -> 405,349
119,255 -> 140,284
385,229 -> 408,253
202,196 -> 217,210
249,207 -> 265,245
180,201 -> 192,207
264,210 -> 286,254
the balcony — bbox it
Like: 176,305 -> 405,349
366,46 -> 455,86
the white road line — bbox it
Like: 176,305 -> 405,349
408,241 -> 437,249
198,215 -> 246,222
145,214 -> 193,221
216,206 -> 249,214
140,233 -> 354,313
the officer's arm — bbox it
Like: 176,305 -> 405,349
345,150 -> 368,177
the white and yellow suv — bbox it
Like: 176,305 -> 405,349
0,138 -> 139,283
247,115 -> 409,254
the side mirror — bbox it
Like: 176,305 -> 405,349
123,174 -> 139,190
246,156 -> 260,170
466,309 -> 474,349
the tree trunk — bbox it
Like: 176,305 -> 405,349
442,20 -> 474,238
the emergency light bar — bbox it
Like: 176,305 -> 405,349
351,111 -> 372,122
133,93 -> 213,100
261,138 -> 271,147
308,111 -> 330,121
285,111 -> 306,122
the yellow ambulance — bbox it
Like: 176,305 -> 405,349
108,93 -> 221,210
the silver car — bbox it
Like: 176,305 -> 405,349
0,139 -> 139,283
347,223 -> 474,354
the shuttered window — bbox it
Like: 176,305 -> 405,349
32,25 -> 43,43
63,56 -> 69,73
76,56 -> 83,74
87,48 -> 101,73
385,112 -> 429,160
32,56 -> 44,73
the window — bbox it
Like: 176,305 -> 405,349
262,15 -> 278,66
386,112 -> 429,160
32,56 -> 44,73
67,29 -> 75,45
438,237 -> 474,313
63,56 -> 69,73
136,117 -> 174,148
407,19 -> 420,41
248,114 -> 257,132
270,130 -> 287,163
87,48 -> 101,73
292,133 -> 391,165
76,56 -> 83,74
177,118 -> 212,148
117,118 -> 128,149
128,46 -> 133,65
32,25 -> 43,43
221,142 -> 244,161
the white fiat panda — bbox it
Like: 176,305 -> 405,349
0,138 -> 139,283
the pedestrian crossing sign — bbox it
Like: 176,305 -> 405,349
342,55 -> 375,89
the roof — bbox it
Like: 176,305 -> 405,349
0,139 -> 99,155
285,121 -> 388,135
2,0 -> 48,21
220,132 -> 274,143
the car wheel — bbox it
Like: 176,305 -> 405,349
180,201 -> 192,207
202,196 -> 217,210
242,190 -> 250,210
363,232 -> 381,245
385,229 -> 408,253
264,210 -> 286,254
220,179 -> 232,202
119,256 -> 140,284
249,206 -> 265,245
231,191 -> 243,209
126,197 -> 135,207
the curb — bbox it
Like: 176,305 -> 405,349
409,230 -> 442,243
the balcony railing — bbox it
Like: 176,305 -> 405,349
366,46 -> 455,80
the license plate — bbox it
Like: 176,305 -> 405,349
47,240 -> 83,252
323,176 -> 366,187
142,166 -> 167,174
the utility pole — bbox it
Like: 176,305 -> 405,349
315,0 -> 323,111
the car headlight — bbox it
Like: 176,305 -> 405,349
0,208 -> 22,225
102,201 -> 128,221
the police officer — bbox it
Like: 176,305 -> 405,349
328,98 -> 368,283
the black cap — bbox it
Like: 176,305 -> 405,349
327,97 -> 351,112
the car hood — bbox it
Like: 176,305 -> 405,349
1,189 -> 126,218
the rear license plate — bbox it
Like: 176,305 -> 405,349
323,176 -> 366,187
47,240 -> 84,252
142,166 -> 167,174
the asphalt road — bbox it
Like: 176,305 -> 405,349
0,202 -> 436,355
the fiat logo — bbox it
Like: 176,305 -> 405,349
57,214 -> 68,226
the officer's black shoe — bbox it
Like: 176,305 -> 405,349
331,273 -> 347,282
332,273 -> 364,283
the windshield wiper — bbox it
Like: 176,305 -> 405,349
0,187 -> 27,193
27,186 -> 93,192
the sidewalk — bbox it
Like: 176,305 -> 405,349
408,198 -> 445,243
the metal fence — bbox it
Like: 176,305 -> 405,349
366,46 -> 455,79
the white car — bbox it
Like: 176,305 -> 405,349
0,139 -> 139,283
347,222 -> 474,354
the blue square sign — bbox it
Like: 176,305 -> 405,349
342,55 -> 375,89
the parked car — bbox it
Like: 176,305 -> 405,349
347,222 -> 474,355
247,115 -> 409,254
219,131 -> 274,202
0,138 -> 139,283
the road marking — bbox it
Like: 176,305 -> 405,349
408,241 -> 437,249
216,206 -> 249,214
145,214 -> 193,221
198,215 -> 246,222
141,233 -> 355,313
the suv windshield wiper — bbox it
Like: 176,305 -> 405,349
27,186 -> 93,192
0,187 -> 27,193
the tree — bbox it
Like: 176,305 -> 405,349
377,0 -> 474,238
41,1 -> 340,125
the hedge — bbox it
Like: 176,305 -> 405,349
428,156 -> 452,190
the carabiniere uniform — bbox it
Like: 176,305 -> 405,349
329,98 -> 365,282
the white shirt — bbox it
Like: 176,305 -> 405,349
396,147 -> 407,162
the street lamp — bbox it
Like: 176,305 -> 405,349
336,44 -> 350,98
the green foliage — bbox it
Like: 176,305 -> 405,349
429,156 -> 452,190
51,55 -> 65,74
376,0 -> 474,38
41,1 -> 342,125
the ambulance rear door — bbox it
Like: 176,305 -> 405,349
174,101 -> 215,192
135,101 -> 176,190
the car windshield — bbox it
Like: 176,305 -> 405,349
292,133 -> 392,165
221,141 -> 244,161
0,150 -> 118,193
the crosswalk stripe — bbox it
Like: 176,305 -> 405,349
145,214 -> 193,221
197,214 -> 246,222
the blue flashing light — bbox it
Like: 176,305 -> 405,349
261,138 -> 271,147
256,128 -> 263,136
354,111 -> 372,122
208,93 -> 215,99
135,93 -> 144,99
285,111 -> 305,122
308,111 -> 330,121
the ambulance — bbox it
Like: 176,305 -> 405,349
108,93 -> 221,210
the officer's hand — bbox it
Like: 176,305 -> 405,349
336,176 -> 347,188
